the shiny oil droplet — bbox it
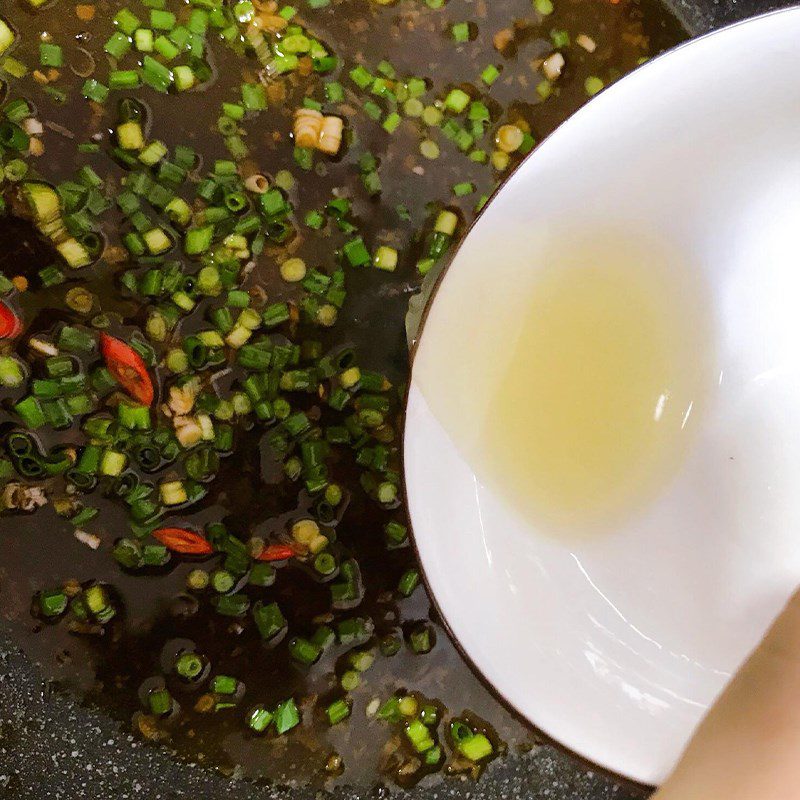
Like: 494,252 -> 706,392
415,228 -> 716,534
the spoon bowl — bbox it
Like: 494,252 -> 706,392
404,7 -> 800,785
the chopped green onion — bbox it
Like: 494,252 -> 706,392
253,600 -> 286,640
212,674 -> 238,695
451,22 -> 470,42
325,81 -> 344,103
0,357 -> 24,388
326,699 -> 351,725
419,139 -> 440,160
536,79 -> 553,100
105,32 -> 132,59
382,112 -> 401,134
422,105 -> 442,126
444,88 -> 471,113
343,237 -> 370,267
148,688 -> 172,715
38,590 -> 68,617
154,35 -> 179,60
135,28 -> 155,52
481,64 -> 501,86
174,65 -> 196,91
585,75 -> 605,96
246,705 -> 273,733
409,624 -> 433,654
185,225 -> 214,255
340,670 -> 360,691
141,55 -> 173,92
114,8 -> 142,35
39,43 -> 63,67
288,636 -> 322,665
458,732 -> 494,761
58,326 -> 95,353
372,246 -> 398,271
100,449 -> 127,476
398,569 -> 420,596
405,719 -> 434,752
175,652 -> 205,679
241,82 -> 267,111
363,101 -> 381,121
150,8 -> 177,29
273,698 -> 300,734
349,65 -> 372,89
109,69 -> 141,90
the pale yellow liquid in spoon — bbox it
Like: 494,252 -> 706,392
414,231 -> 715,534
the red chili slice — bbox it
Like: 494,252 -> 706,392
100,332 -> 154,406
152,527 -> 213,555
0,302 -> 22,339
257,544 -> 297,562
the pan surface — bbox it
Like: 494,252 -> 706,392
0,0 -> 772,796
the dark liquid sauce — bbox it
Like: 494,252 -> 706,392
0,0 -> 685,789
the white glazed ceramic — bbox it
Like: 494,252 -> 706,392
404,8 -> 800,786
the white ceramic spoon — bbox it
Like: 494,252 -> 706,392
404,7 -> 800,786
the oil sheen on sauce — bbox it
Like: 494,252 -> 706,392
414,230 -> 715,534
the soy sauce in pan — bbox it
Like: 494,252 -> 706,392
0,0 -> 685,788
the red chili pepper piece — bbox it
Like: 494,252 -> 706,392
257,544 -> 296,562
100,332 -> 154,406
152,527 -> 213,555
0,302 -> 22,339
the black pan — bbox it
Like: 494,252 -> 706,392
0,0 -> 778,797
